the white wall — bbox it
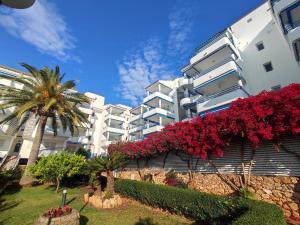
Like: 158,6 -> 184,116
231,2 -> 300,95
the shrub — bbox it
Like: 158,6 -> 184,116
0,168 -> 21,189
30,152 -> 87,192
164,171 -> 187,189
44,205 -> 72,218
115,179 -> 286,225
239,188 -> 256,200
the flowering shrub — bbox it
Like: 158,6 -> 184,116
164,172 -> 187,189
109,84 -> 300,163
44,205 -> 72,218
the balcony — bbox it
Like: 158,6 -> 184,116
143,92 -> 173,104
272,0 -> 298,17
143,125 -> 163,136
103,126 -> 125,135
105,114 -> 125,122
79,106 -> 93,115
129,114 -> 143,123
129,126 -> 144,134
190,29 -> 238,66
178,77 -> 192,88
196,86 -> 249,114
143,108 -> 175,120
193,58 -> 241,93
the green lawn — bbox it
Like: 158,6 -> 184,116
0,185 -> 192,225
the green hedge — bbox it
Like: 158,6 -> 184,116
115,179 -> 286,225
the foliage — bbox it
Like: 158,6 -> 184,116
30,152 -> 87,192
89,151 -> 128,174
239,188 -> 256,200
164,171 -> 187,189
44,205 -> 72,218
0,168 -> 21,189
75,147 -> 91,159
0,185 -> 190,225
89,151 -> 127,198
115,179 -> 286,225
0,63 -> 90,185
111,84 -> 300,162
0,63 -> 90,136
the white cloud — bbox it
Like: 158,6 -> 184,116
118,39 -> 173,105
167,7 -> 193,56
0,0 -> 77,61
117,2 -> 195,105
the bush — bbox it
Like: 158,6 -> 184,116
115,179 -> 286,225
164,171 -> 187,189
0,168 -> 21,189
30,152 -> 87,192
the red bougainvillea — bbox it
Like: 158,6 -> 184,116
108,84 -> 300,161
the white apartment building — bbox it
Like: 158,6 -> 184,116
179,0 -> 300,118
128,78 -> 190,140
1,0 -> 299,163
101,104 -> 131,148
0,65 -> 131,165
128,0 -> 300,141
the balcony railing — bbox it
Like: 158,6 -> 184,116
270,0 -> 281,6
285,20 -> 300,32
192,57 -> 240,80
194,29 -> 230,55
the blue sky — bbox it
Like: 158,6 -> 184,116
0,0 -> 263,106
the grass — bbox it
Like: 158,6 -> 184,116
0,185 -> 192,225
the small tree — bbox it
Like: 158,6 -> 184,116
89,151 -> 127,198
30,152 -> 87,192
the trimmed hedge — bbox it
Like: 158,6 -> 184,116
115,179 -> 286,225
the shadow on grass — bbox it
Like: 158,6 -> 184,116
80,215 -> 89,225
0,198 -> 19,212
66,197 -> 76,205
135,217 -> 159,225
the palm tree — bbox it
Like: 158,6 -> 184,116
89,151 -> 127,198
0,63 -> 90,185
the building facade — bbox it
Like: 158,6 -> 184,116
0,0 -> 299,163
179,0 -> 300,118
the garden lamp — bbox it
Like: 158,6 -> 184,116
60,189 -> 67,208
0,0 -> 35,9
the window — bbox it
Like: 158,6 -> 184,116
256,42 -> 265,51
247,18 -> 252,23
263,62 -> 273,72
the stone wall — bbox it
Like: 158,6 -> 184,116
118,169 -> 300,218
35,210 -> 80,225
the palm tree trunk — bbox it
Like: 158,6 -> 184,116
106,170 -> 115,198
20,115 -> 48,186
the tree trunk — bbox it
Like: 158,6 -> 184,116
20,115 -> 48,186
56,178 -> 60,193
106,170 -> 114,198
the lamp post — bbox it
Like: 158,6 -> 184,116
0,0 -> 35,9
60,189 -> 67,208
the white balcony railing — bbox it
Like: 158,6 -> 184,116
103,126 -> 125,135
197,88 -> 248,114
105,114 -> 125,122
143,108 -> 175,119
143,92 -> 173,104
143,125 -> 163,135
190,30 -> 237,65
129,114 -> 143,123
193,59 -> 241,90
129,126 -> 144,134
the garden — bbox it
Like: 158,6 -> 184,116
0,67 -> 299,224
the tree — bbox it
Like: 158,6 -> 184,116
0,63 -> 90,185
89,151 -> 127,198
30,152 -> 87,192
